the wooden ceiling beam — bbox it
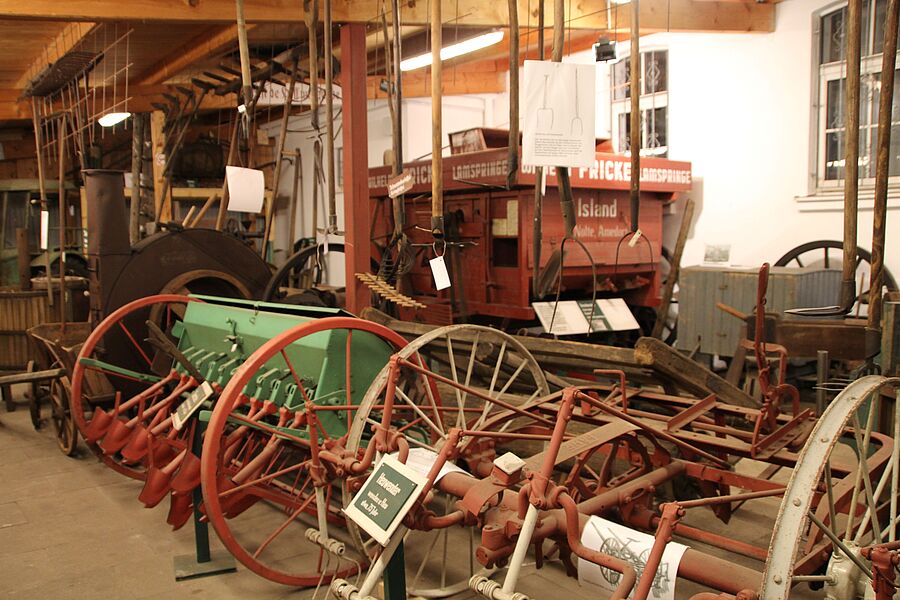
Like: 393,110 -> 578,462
15,22 -> 96,90
0,0 -> 774,32
136,24 -> 258,86
0,85 -> 239,121
365,66 -> 505,99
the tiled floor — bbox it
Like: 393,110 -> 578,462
0,390 -> 784,600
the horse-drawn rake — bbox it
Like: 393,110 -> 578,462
68,282 -> 900,600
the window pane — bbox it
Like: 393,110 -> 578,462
825,131 -> 844,180
644,51 -> 667,94
825,76 -> 868,129
612,60 -> 629,101
893,68 -> 900,123
827,78 -> 845,129
644,107 -> 667,156
891,124 -> 900,175
873,0 -> 887,55
618,112 -> 630,152
821,0 -> 874,62
821,7 -> 846,64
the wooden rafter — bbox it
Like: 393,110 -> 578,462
15,21 -> 96,90
0,0 -> 775,33
136,24 -> 258,85
0,85 -> 238,120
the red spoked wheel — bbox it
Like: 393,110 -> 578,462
71,294 -> 203,480
200,317 -> 408,587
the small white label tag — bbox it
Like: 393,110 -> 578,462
429,255 -> 451,290
627,228 -> 643,248
173,381 -> 214,431
40,210 -> 50,250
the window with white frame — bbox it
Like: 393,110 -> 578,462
816,0 -> 900,188
610,49 -> 668,157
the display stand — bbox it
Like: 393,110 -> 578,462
382,541 -> 407,600
173,421 -> 237,581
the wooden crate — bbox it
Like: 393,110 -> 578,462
0,282 -> 88,369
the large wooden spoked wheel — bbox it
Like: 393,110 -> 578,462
71,294 -> 202,480
346,324 -> 550,598
50,377 -> 78,456
762,376 -> 900,599
200,317 -> 407,587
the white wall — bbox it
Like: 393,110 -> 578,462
593,0 -> 899,278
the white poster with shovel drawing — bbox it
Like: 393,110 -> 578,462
522,60 -> 596,169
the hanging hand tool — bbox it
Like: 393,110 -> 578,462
430,0 -> 444,246
628,0 -> 641,236
507,0 -> 519,190
867,0 -> 899,327
323,0 -> 339,236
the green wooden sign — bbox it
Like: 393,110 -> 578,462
344,454 -> 427,546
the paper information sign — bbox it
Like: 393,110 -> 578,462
522,60 -> 596,169
173,381 -> 214,431
225,166 -> 266,213
578,516 -> 688,600
389,448 -> 469,484
532,299 -> 639,335
344,454 -> 427,546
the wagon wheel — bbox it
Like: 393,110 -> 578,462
50,377 -> 78,456
263,243 -> 346,302
200,317 -> 408,587
775,241 -> 898,306
761,375 -> 900,599
346,324 -> 550,598
25,360 -> 42,430
71,294 -> 202,480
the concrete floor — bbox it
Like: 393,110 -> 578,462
0,391 -> 788,600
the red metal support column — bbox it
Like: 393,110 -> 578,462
340,23 -> 371,314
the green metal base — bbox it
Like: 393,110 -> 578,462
173,550 -> 237,581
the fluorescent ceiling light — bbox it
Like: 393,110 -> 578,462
400,30 -> 505,72
98,112 -> 131,127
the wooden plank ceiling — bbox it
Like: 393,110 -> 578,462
0,0 -> 776,122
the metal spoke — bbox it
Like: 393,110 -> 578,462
487,340 -> 508,399
851,409 -> 883,543
411,529 -> 442,590
394,387 -> 446,440
492,358 -> 528,401
824,460 -> 838,534
252,491 -> 317,559
459,332 -> 481,411
445,335 -> 466,430
118,320 -> 153,367
854,453 -> 895,544
808,510 -> 873,580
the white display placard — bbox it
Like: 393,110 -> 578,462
533,299 -> 639,335
225,166 -> 265,213
522,60 -> 596,169
578,516 -> 688,600
343,454 -> 427,546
